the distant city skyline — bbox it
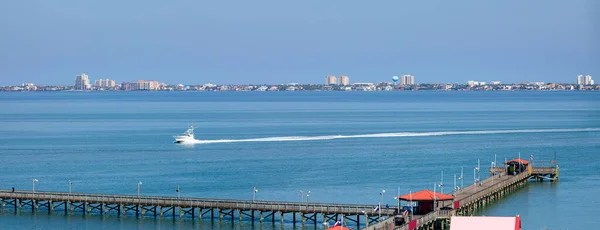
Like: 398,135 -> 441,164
0,0 -> 598,85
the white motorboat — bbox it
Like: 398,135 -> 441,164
174,126 -> 195,143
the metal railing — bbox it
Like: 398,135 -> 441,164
385,165 -> 549,230
0,190 -> 394,215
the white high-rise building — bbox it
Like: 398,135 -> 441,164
577,75 -> 594,85
326,75 -> 337,85
94,79 -> 116,88
74,74 -> 91,90
338,75 -> 350,86
400,75 -> 415,85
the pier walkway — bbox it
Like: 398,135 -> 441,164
366,165 -> 559,230
0,189 -> 393,228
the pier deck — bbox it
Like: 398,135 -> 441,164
0,189 -> 393,228
367,164 -> 559,230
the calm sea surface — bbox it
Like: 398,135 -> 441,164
0,91 -> 599,229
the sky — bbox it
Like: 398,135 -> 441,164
0,0 -> 598,85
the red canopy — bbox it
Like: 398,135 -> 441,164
505,158 -> 529,165
327,226 -> 350,230
397,190 -> 455,201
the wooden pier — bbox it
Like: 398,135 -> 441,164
366,163 -> 559,230
0,190 -> 394,229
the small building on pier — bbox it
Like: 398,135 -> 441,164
397,190 -> 455,215
505,158 -> 529,175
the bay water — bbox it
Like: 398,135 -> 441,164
0,91 -> 598,229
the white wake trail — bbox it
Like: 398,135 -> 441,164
181,128 -> 600,145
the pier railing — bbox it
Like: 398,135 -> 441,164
456,168 -> 530,206
376,165 -> 538,230
0,190 -> 394,215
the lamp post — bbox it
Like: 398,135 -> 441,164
409,191 -> 413,220
473,167 -> 478,191
393,196 -> 400,215
439,171 -> 444,194
477,159 -> 481,185
306,190 -> 310,204
68,180 -> 72,194
453,174 -> 457,194
32,179 -> 38,193
433,183 -> 437,211
379,189 -> 385,219
491,162 -> 496,183
460,167 -> 464,191
395,186 -> 400,214
252,187 -> 258,202
176,185 -> 180,199
137,181 -> 142,197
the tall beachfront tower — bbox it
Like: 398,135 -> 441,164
74,74 -> 91,90
400,75 -> 415,85
326,75 -> 337,85
577,75 -> 594,85
338,75 -> 350,86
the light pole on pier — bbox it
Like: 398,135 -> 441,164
458,167 -> 464,193
32,179 -> 38,193
453,174 -> 457,194
433,183 -> 437,211
68,180 -> 72,194
379,189 -> 385,219
393,186 -> 400,215
477,159 -> 481,185
306,190 -> 311,204
137,181 -> 142,197
252,187 -> 258,202
491,162 -> 496,183
439,171 -> 444,194
176,185 -> 180,199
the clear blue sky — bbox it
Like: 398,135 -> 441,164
0,0 -> 598,85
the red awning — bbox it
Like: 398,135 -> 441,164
505,158 -> 529,165
397,190 -> 455,201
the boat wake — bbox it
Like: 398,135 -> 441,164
181,128 -> 600,145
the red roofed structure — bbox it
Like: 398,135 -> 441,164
505,158 -> 529,165
397,190 -> 455,215
505,158 -> 529,175
397,190 -> 455,201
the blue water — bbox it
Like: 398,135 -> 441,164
0,91 -> 599,229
